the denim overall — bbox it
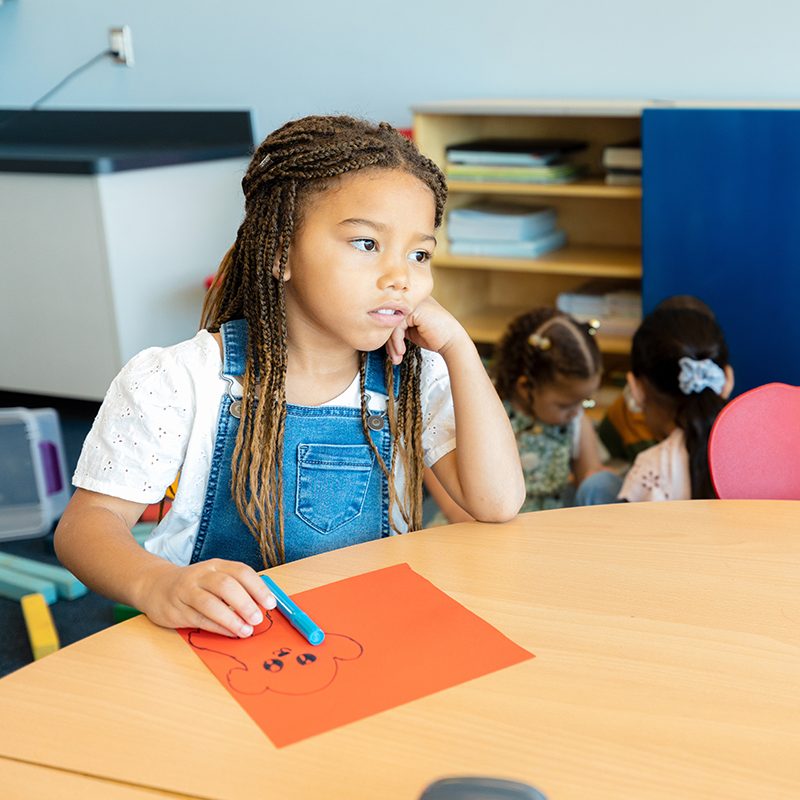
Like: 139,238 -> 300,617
191,319 -> 398,568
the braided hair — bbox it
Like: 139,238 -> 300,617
200,116 -> 447,568
493,308 -> 602,405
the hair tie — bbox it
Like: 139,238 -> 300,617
677,357 -> 726,396
527,332 -> 551,351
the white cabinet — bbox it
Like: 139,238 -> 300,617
1,158 -> 246,400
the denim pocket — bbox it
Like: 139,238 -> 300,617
296,443 -> 375,534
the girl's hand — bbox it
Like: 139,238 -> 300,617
386,297 -> 468,364
136,559 -> 277,638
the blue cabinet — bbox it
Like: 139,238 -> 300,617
643,108 -> 800,393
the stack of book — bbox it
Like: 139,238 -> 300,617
602,139 -> 642,186
556,282 -> 641,337
445,138 -> 587,184
447,202 -> 566,259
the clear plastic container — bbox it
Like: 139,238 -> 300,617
0,408 -> 69,540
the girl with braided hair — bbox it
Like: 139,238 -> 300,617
427,307 -> 611,521
56,115 -> 524,638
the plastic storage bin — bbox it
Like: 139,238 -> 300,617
0,407 -> 70,541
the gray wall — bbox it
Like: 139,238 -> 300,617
1,1 -> 799,138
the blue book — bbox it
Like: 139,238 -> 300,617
446,138 -> 587,167
446,162 -> 580,183
449,229 -> 567,259
448,203 -> 557,242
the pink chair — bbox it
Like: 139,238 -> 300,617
708,383 -> 800,499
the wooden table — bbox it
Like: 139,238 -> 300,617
1,501 -> 799,799
0,756 -> 178,800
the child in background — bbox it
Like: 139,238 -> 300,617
55,116 -> 524,639
427,308 -> 612,521
596,295 -> 721,463
619,306 -> 734,501
595,385 -> 656,463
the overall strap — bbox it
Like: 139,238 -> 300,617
220,319 -> 248,378
364,348 -> 401,399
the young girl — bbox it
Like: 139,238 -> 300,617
596,294 -> 721,463
426,307 -> 609,521
55,116 -> 524,639
618,306 -> 734,501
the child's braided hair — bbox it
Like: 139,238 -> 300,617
200,115 -> 447,567
493,307 -> 602,404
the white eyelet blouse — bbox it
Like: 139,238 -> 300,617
73,330 -> 456,565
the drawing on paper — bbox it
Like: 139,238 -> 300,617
188,616 -> 363,696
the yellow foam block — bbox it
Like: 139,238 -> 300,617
21,593 -> 60,660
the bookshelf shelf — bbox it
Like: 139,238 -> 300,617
446,178 -> 641,200
433,245 -> 641,279
592,334 -> 632,356
457,304 -> 633,355
413,99 -> 643,372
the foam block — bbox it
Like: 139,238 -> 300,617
0,553 -> 86,599
0,566 -> 57,604
21,592 -> 60,660
113,603 -> 142,623
131,522 -> 155,547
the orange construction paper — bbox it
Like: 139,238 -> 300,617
179,563 -> 534,747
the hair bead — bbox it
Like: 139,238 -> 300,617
527,333 -> 552,351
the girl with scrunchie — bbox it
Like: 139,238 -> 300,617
618,306 -> 734,501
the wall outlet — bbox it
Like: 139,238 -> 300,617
109,25 -> 134,66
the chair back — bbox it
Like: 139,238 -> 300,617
708,383 -> 800,499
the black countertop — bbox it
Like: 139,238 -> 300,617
0,109 -> 255,174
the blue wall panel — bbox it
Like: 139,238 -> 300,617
642,108 -> 800,394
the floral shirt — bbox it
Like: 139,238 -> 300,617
507,402 -> 581,512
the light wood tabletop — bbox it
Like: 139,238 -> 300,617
1,500 -> 799,799
0,756 -> 185,800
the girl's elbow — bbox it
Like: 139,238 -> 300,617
472,485 -> 525,523
53,516 -> 77,566
53,515 -> 69,552
473,506 -> 520,524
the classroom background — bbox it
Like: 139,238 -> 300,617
2,0 -> 799,134
1,1 -> 799,675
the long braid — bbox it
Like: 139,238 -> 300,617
397,345 -> 424,531
382,358 -> 406,527
358,356 -> 407,530
356,346 -> 424,534
201,116 -> 446,567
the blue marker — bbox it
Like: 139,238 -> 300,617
261,574 -> 325,646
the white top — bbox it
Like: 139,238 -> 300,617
73,330 -> 457,565
618,428 -> 691,502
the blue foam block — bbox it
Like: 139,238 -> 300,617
0,553 -> 86,599
0,565 -> 58,604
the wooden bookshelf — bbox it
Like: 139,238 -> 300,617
446,177 -> 641,200
413,100 -> 644,358
457,304 -> 633,353
433,245 -> 641,279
